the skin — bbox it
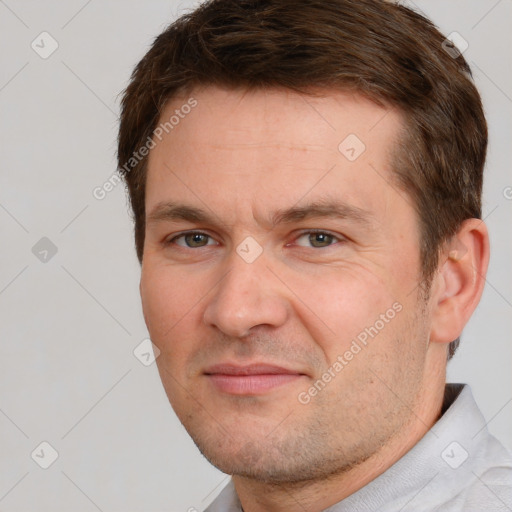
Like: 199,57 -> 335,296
140,86 -> 489,511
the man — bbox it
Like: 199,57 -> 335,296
117,0 -> 512,510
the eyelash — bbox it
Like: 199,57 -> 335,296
165,229 -> 344,249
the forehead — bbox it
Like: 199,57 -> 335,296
157,86 -> 401,149
145,86 -> 408,224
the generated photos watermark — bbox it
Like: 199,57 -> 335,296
298,301 -> 403,404
92,97 -> 198,200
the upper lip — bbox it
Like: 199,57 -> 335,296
204,363 -> 304,376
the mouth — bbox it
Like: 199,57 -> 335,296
203,363 -> 307,395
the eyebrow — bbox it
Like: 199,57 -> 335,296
146,198 -> 373,229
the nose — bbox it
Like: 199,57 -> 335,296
203,251 -> 290,338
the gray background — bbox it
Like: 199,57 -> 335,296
0,1 -> 510,511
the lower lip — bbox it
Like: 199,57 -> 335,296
206,374 -> 303,395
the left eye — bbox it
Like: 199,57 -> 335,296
170,232 -> 216,248
295,231 -> 340,248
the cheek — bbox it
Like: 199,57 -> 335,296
288,265 -> 402,358
140,263 -> 204,351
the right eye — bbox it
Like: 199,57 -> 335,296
166,231 -> 218,248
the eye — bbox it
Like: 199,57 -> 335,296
168,231 -> 217,248
294,231 -> 342,248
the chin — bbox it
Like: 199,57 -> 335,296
189,428 -> 360,484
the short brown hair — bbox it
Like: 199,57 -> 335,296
118,0 -> 487,358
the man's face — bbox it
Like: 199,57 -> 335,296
141,86 -> 434,482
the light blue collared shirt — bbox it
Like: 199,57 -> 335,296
204,384 -> 512,511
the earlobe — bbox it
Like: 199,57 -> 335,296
429,219 -> 490,344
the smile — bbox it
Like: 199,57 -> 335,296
204,364 -> 306,395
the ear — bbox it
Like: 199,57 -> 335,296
429,219 -> 490,344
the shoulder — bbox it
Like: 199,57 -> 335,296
442,466 -> 512,512
440,440 -> 512,512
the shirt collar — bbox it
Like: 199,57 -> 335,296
205,384 -> 505,512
